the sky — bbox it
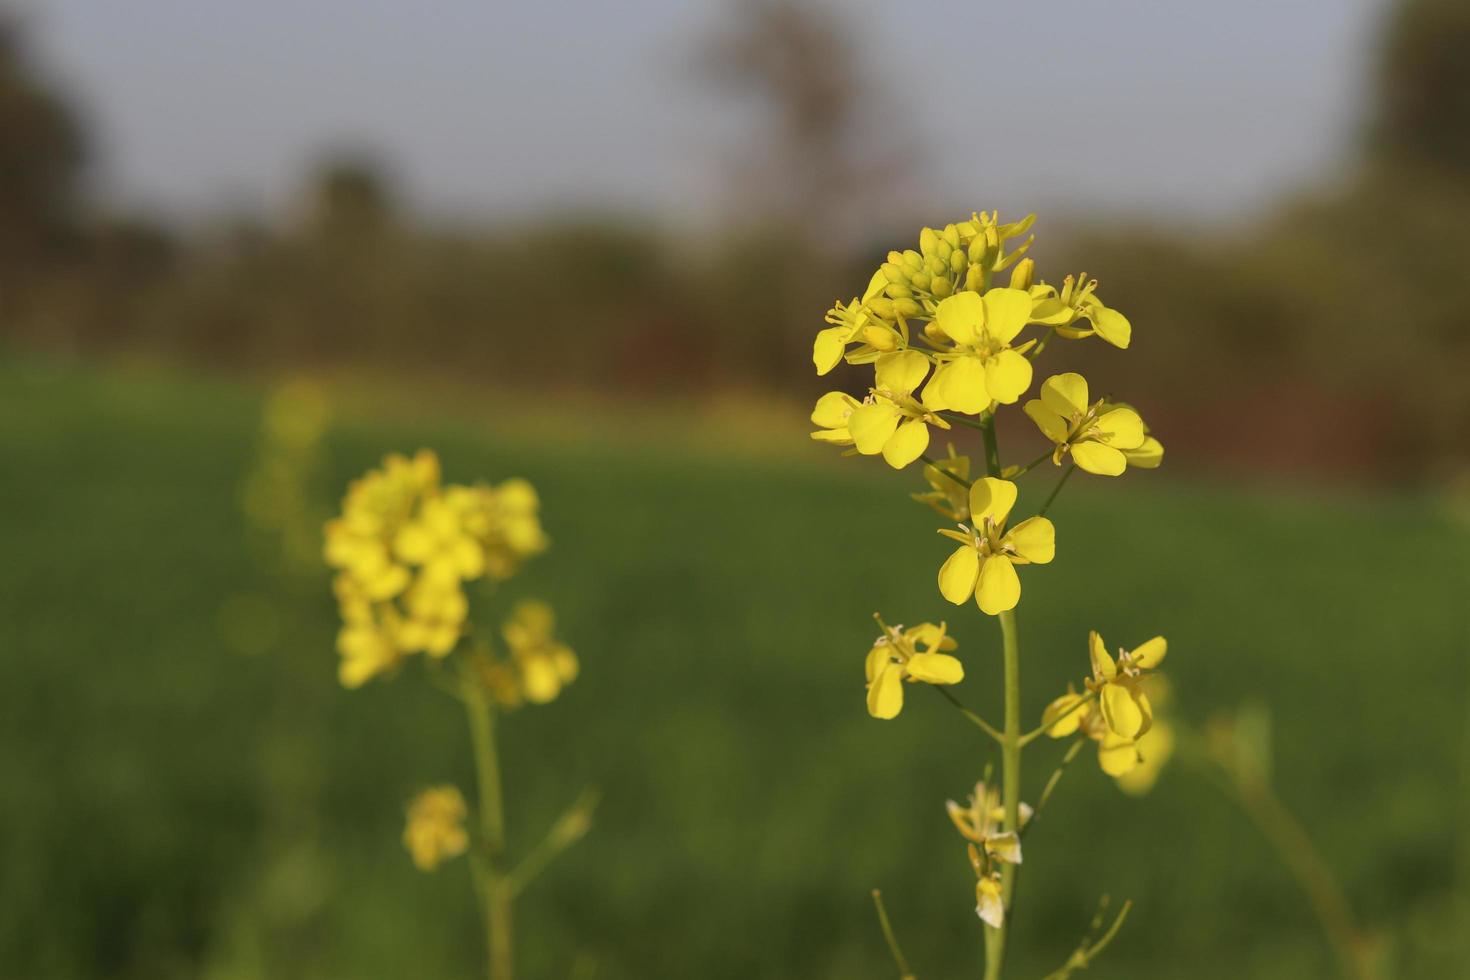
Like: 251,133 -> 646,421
20,0 -> 1392,227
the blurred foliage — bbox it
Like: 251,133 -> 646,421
1,357 -> 1467,978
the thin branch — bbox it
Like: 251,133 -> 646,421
1018,690 -> 1096,747
871,890 -> 917,980
931,684 -> 1004,743
1037,463 -> 1077,518
918,454 -> 973,489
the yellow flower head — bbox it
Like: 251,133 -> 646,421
846,351 -> 951,469
813,270 -> 891,375
809,391 -> 861,448
1023,374 -> 1148,477
1102,400 -> 1164,470
501,600 -> 579,705
864,619 -> 964,719
911,445 -> 971,522
936,478 -> 1055,615
1085,630 -> 1167,741
324,449 -> 440,601
922,289 -> 1037,413
1027,271 -> 1132,349
403,785 -> 469,872
946,780 -> 1030,866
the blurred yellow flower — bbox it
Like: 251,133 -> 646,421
937,478 -> 1055,615
1023,374 -> 1147,477
394,496 -> 485,585
403,785 -> 470,872
864,620 -> 964,719
502,600 -> 579,705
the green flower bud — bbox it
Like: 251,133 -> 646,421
930,277 -> 953,298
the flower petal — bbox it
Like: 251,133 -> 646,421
976,555 -> 1021,615
906,652 -> 964,685
1098,732 -> 1140,776
882,418 -> 929,469
1042,691 -> 1087,737
1071,441 -> 1127,476
1132,636 -> 1167,669
1040,372 -> 1089,418
1097,407 -> 1146,449
865,644 -> 890,684
1088,304 -> 1132,348
938,546 -> 981,605
1101,684 -> 1147,739
847,402 -> 900,455
1125,435 -> 1164,469
935,292 -> 983,345
811,391 -> 858,428
929,356 -> 989,414
874,350 -> 930,397
984,831 -> 1022,865
1089,631 -> 1116,681
981,287 -> 1033,344
866,663 -> 904,719
1023,399 -> 1069,445
983,348 -> 1033,404
813,327 -> 847,375
968,477 -> 1018,526
1005,516 -> 1055,564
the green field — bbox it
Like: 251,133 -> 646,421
1,357 -> 1466,979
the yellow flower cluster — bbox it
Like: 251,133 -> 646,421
479,600 -> 579,709
1042,632 -> 1172,791
864,619 -> 964,719
403,785 -> 470,871
324,450 -> 548,688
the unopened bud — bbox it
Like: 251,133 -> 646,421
1009,258 -> 1035,291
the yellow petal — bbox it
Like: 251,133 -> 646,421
1071,441 -> 1127,476
882,418 -> 929,469
865,644 -> 890,684
1042,691 -> 1086,737
847,402 -> 900,455
968,477 -> 1017,526
1096,407 -> 1146,449
1005,516 -> 1055,564
862,268 -> 888,301
1132,636 -> 1167,669
1040,372 -> 1088,418
983,348 -> 1033,404
1098,732 -> 1140,776
1029,297 -> 1073,325
1101,683 -> 1147,739
1125,435 -> 1164,469
929,356 -> 989,414
935,292 -> 983,345
866,663 -> 904,719
938,546 -> 980,605
1023,399 -> 1068,445
980,287 -> 1032,345
1089,631 -> 1116,680
874,350 -> 930,397
976,555 -> 1020,615
1089,304 -> 1131,348
905,652 -> 964,685
976,876 -> 1005,928
813,327 -> 846,375
984,831 -> 1022,865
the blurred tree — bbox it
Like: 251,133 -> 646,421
0,16 -> 86,302
1371,0 -> 1470,175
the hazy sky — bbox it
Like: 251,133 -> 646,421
22,0 -> 1391,226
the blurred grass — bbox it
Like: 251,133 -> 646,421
0,355 -> 1466,979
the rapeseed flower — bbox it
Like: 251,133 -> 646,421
814,270 -> 890,374
847,351 -> 950,469
946,780 -> 1029,865
1028,272 -> 1132,348
1086,631 -> 1167,740
502,600 -> 578,705
923,289 -> 1037,413
809,391 -> 861,448
937,478 -> 1055,615
403,785 -> 470,871
864,619 -> 964,719
1023,374 -> 1147,477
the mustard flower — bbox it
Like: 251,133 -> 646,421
397,577 -> 469,657
846,351 -> 950,469
502,600 -> 579,705
1102,401 -> 1165,469
937,478 -> 1055,615
813,270 -> 890,374
864,620 -> 964,720
323,449 -> 439,599
1085,630 -> 1167,740
452,480 -> 549,581
946,780 -> 1029,866
403,785 -> 470,871
1028,272 -> 1132,348
922,289 -> 1036,413
1023,374 -> 1147,477
1042,686 -> 1155,782
393,495 -> 485,586
809,391 -> 861,448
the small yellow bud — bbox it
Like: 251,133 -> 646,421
862,325 -> 898,350
867,296 -> 896,319
909,272 -> 931,292
942,223 -> 961,248
1009,258 -> 1035,291
964,263 -> 985,292
893,298 -> 922,319
901,249 -> 924,272
881,262 -> 906,284
930,277 -> 952,298
884,282 -> 913,300
919,227 -> 939,257
926,254 -> 948,277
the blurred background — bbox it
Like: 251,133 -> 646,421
1,0 -> 1467,977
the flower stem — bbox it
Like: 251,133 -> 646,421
464,679 -> 514,980
872,889 -> 918,980
983,607 -> 1023,980
1037,463 -> 1077,518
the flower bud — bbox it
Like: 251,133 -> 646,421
930,277 -> 952,298
919,227 -> 939,257
893,298 -> 923,318
1009,258 -> 1035,291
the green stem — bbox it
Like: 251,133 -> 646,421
464,682 -> 514,980
919,454 -> 973,490
983,607 -> 1022,980
932,685 -> 1004,744
1037,464 -> 1077,518
938,411 -> 992,433
872,890 -> 918,980
978,415 -> 1002,480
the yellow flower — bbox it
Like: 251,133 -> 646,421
336,618 -> 402,689
1028,272 -> 1132,348
447,480 -> 549,581
502,600 -> 578,705
1102,400 -> 1164,469
1023,374 -> 1147,477
911,445 -> 971,522
396,576 -> 469,657
813,270 -> 890,374
403,786 -> 469,871
393,496 -> 485,586
922,288 -> 1036,413
1085,630 -> 1167,740
846,351 -> 950,469
946,780 -> 1029,865
1042,684 -> 1162,784
864,620 -> 964,719
936,478 -> 1055,615
324,449 -> 440,599
809,391 -> 861,447
974,869 -> 1006,929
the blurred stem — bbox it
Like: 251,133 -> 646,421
1232,775 -> 1371,980
872,890 -> 917,980
1028,738 -> 1086,827
1037,464 -> 1076,518
464,677 -> 514,980
919,454 -> 973,490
